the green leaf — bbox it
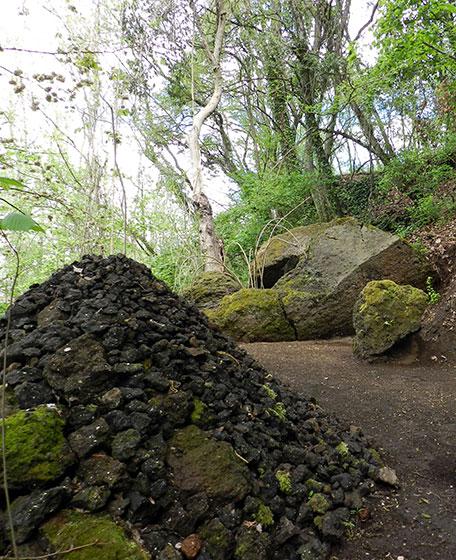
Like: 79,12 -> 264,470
439,4 -> 456,14
0,177 -> 26,190
0,212 -> 44,232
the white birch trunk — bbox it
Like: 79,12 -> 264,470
186,0 -> 227,273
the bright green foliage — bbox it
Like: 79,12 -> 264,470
43,511 -> 149,560
261,384 -> 277,401
336,441 -> 350,458
268,402 -> 287,422
215,171 -> 317,279
2,406 -> 74,487
376,0 -> 456,81
0,211 -> 44,232
426,276 -> 441,304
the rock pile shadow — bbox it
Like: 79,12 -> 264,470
1,255 -> 387,560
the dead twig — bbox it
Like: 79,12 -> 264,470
0,540 -> 105,559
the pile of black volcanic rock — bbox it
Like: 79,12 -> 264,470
0,255 -> 387,560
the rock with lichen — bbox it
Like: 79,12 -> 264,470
205,288 -> 294,342
183,271 -> 241,310
2,406 -> 74,489
167,425 -> 251,502
248,218 -> 432,341
42,510 -> 148,560
353,279 -> 428,358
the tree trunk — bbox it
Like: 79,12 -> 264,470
186,0 -> 228,273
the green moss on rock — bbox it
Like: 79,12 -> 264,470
353,279 -> 428,358
182,272 -> 240,310
205,288 -> 294,342
42,510 -> 148,560
308,493 -> 331,514
200,518 -> 232,560
167,425 -> 251,502
275,469 -> 292,494
191,398 -> 214,428
234,528 -> 270,560
2,406 -> 74,487
254,503 -> 274,527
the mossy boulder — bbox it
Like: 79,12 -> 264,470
42,510 -> 148,560
2,406 -> 74,488
205,288 -> 294,342
251,218 -> 432,340
183,272 -> 241,310
353,280 -> 428,358
252,221 -> 340,288
167,425 -> 251,502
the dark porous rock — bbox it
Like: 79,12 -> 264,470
68,418 -> 110,458
159,544 -> 182,560
10,486 -> 70,543
44,333 -> 112,402
320,508 -> 350,542
297,536 -> 331,560
111,428 -> 142,460
37,299 -> 67,327
71,485 -> 111,511
6,365 -> 42,386
67,404 -> 98,429
167,425 -> 251,503
0,254 -> 388,558
14,381 -> 55,408
234,527 -> 270,560
78,454 -> 125,487
100,387 -> 123,410
199,517 -> 232,560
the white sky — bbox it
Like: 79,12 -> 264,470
0,0 -> 379,214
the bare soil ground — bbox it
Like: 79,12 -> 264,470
243,338 -> 456,560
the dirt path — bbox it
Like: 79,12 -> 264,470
243,339 -> 456,560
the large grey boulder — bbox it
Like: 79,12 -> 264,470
182,271 -> 241,310
250,218 -> 432,339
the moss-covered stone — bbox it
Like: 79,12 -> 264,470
353,280 -> 428,358
254,503 -> 274,527
182,272 -> 241,310
190,398 -> 214,428
2,406 -> 74,488
308,493 -> 331,514
200,518 -> 232,560
275,469 -> 292,494
167,425 -> 251,502
234,527 -> 270,560
253,218 -> 432,340
280,290 -> 343,339
42,510 -> 148,560
252,219 -> 354,288
205,288 -> 294,342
